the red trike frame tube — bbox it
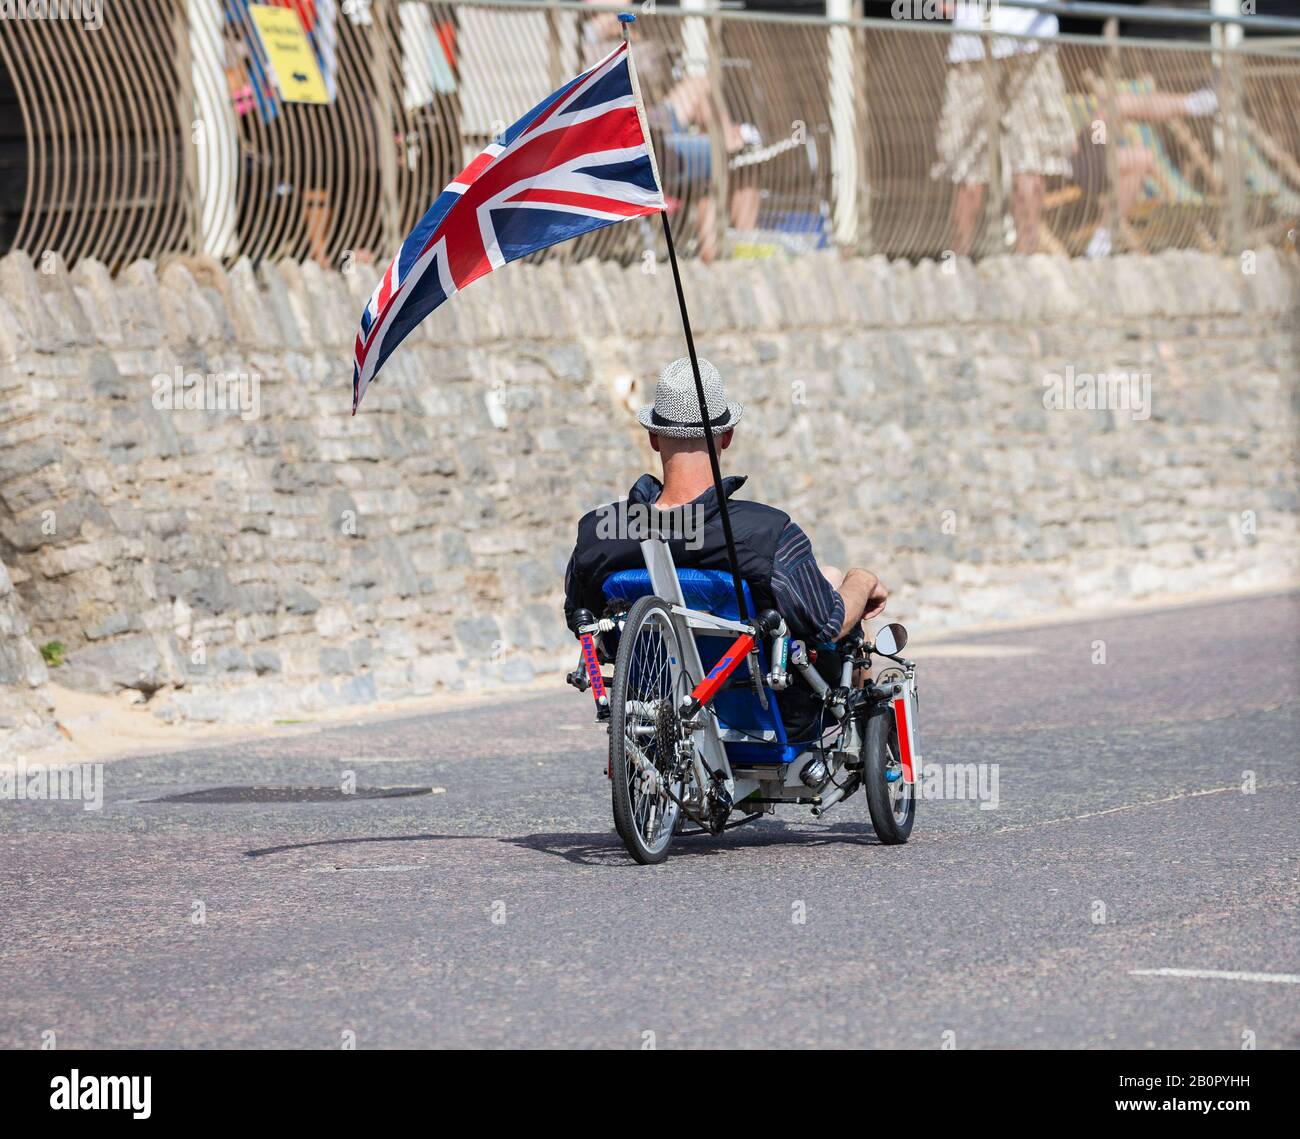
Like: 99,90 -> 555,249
579,633 -> 606,705
891,692 -> 917,784
688,632 -> 755,707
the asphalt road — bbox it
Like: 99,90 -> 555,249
2,592 -> 1297,1049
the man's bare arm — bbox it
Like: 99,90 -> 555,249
835,568 -> 888,639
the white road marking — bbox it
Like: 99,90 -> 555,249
993,783 -> 1300,834
1130,968 -> 1300,985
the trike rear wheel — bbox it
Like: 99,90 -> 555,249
609,595 -> 690,864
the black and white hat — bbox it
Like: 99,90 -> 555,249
636,357 -> 744,439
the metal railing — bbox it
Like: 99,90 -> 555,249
1,0 -> 1297,272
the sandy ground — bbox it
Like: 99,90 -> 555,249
12,581 -> 1296,767
18,676 -> 563,767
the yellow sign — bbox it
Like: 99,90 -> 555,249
248,4 -> 329,105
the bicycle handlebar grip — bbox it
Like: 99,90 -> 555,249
568,608 -> 595,636
754,608 -> 783,636
838,625 -> 865,649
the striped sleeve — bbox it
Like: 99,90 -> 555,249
768,521 -> 845,643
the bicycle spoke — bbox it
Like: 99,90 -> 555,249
614,609 -> 684,854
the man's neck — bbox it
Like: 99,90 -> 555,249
656,454 -> 718,509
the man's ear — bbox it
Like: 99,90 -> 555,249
718,429 -> 734,450
648,431 -> 661,453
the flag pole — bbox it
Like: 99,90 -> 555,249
621,14 -> 750,623
656,211 -> 750,623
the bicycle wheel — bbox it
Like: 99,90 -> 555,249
609,595 -> 691,864
862,702 -> 915,843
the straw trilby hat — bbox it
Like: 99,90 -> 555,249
636,357 -> 744,439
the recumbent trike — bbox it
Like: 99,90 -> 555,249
567,539 -> 921,864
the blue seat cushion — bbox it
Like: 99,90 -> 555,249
601,568 -> 814,761
602,567 -> 754,623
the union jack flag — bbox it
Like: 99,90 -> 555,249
352,41 -> 664,413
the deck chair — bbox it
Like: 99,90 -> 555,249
1056,82 -> 1216,254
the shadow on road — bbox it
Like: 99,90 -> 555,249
507,820 -> 882,866
244,820 -> 880,863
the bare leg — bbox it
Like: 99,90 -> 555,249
1117,145 -> 1153,216
697,195 -> 718,263
1114,91 -> 1209,121
730,184 -> 760,232
951,181 -> 985,256
1012,172 -> 1044,254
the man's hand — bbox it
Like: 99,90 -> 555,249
836,568 -> 888,639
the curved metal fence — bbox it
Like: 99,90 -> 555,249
1,0 -> 1297,272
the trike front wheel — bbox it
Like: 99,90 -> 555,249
862,703 -> 915,844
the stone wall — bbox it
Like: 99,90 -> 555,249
0,551 -> 54,752
0,246 -> 1296,752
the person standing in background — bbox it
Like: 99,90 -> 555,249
933,1 -> 1075,255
